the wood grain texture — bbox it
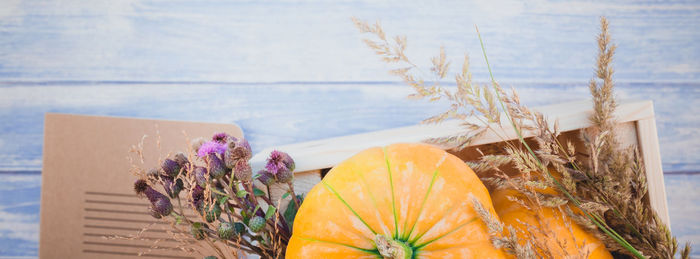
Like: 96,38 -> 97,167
0,1 -> 698,82
636,117 -> 671,227
249,100 -> 655,172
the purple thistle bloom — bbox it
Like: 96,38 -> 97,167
197,141 -> 227,158
265,150 -> 295,175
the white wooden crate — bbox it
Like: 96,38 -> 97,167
250,99 -> 670,226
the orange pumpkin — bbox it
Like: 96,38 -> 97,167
491,187 -> 612,258
286,143 -> 507,258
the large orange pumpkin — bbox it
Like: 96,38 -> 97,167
286,143 -> 507,258
491,187 -> 612,258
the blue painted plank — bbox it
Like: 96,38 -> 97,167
0,1 -> 698,82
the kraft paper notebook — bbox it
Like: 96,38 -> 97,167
40,113 -> 242,259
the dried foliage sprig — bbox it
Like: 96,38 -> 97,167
354,16 -> 691,259
129,133 -> 302,259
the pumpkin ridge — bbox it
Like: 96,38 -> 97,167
414,217 -> 478,250
399,152 -> 448,242
408,198 -> 462,244
383,147 -> 400,239
321,180 -> 378,235
353,167 -> 391,236
402,167 -> 440,241
299,237 -> 381,256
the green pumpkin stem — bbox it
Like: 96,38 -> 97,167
375,234 -> 413,259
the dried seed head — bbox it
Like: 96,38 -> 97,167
225,138 -> 252,168
234,160 -> 252,182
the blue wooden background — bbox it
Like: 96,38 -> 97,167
0,1 -> 699,257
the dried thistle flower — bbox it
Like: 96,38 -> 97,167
133,179 -> 172,217
130,132 -> 299,258
225,137 -> 252,169
233,159 -> 252,182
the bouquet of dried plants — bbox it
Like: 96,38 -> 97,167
353,16 -> 692,259
129,133 -> 302,258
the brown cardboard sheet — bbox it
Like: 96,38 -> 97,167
40,113 -> 242,259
